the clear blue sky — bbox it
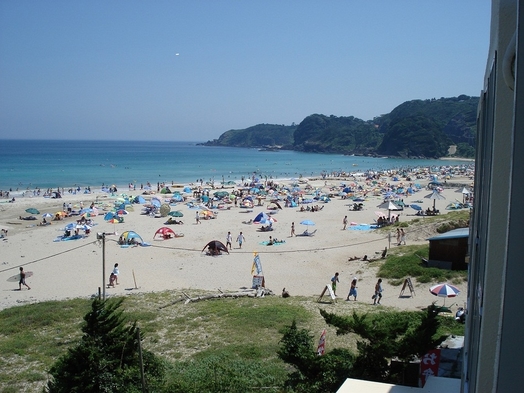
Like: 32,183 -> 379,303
0,1 -> 491,142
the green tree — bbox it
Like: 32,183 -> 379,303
277,320 -> 354,392
319,308 -> 447,383
46,298 -> 165,393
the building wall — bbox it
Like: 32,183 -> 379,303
429,238 -> 468,270
463,0 -> 524,392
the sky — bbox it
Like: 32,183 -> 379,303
0,1 -> 491,142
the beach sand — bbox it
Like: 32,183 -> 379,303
0,174 -> 472,312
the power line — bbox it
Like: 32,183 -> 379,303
1,235 -> 388,275
0,240 -> 98,274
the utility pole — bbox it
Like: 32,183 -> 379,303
98,232 -> 107,300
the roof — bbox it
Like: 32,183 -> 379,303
337,376 -> 460,393
427,228 -> 469,241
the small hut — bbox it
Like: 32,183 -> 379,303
427,228 -> 469,270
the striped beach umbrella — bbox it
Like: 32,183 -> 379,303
429,283 -> 460,305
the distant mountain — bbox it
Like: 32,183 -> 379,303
202,95 -> 479,158
292,114 -> 381,155
376,95 -> 478,158
201,124 -> 295,148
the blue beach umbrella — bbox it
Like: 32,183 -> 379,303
410,204 -> 422,211
104,212 -> 116,221
300,220 -> 315,226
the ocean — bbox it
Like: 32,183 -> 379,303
0,140 -> 473,192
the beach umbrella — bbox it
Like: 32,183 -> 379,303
424,189 -> 446,209
300,219 -> 315,226
26,208 -> 40,215
168,210 -> 184,217
159,204 -> 171,217
104,212 -> 116,221
107,218 -> 121,224
65,223 -> 76,230
410,204 -> 422,211
429,283 -> 461,305
42,213 -> 53,218
151,197 -> 162,207
183,186 -> 192,193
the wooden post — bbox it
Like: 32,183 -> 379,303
133,269 -> 138,289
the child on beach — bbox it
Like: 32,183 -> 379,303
108,273 -> 116,288
331,272 -> 339,296
237,232 -> 245,249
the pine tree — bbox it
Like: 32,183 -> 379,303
46,298 -> 165,393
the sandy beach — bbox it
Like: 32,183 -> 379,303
0,171 -> 473,312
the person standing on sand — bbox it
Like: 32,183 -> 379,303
226,231 -> 232,250
346,277 -> 358,301
195,211 -> 201,224
290,222 -> 295,237
112,263 -> 119,285
373,278 -> 383,305
19,267 -> 30,290
343,216 -> 348,230
237,232 -> 245,249
331,272 -> 340,296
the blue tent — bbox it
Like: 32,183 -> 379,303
133,195 -> 146,204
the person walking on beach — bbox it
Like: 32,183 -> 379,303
343,216 -> 348,230
19,267 -> 30,290
396,228 -> 401,245
373,278 -> 383,305
112,263 -> 119,285
346,277 -> 358,301
331,272 -> 339,296
290,222 -> 295,237
226,231 -> 232,250
400,228 -> 406,245
195,211 -> 201,224
237,232 -> 245,249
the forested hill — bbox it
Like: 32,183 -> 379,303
202,95 -> 479,158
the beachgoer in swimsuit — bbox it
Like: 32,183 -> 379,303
19,267 -> 30,290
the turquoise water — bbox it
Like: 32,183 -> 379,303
0,140 -> 472,191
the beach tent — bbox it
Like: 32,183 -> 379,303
183,186 -> 192,193
119,231 -> 144,245
133,195 -> 146,204
151,197 -> 162,208
254,212 -> 275,224
154,227 -> 177,240
202,240 -> 229,255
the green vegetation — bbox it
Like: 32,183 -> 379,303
202,123 -> 295,147
202,95 -> 479,158
319,305 -> 462,385
377,245 -> 467,284
292,114 -> 381,155
46,298 -> 165,393
0,282 -> 465,392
